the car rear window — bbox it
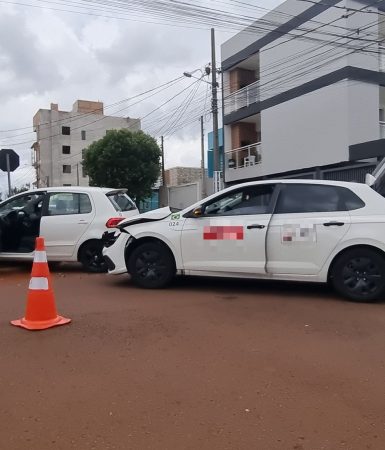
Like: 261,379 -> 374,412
107,192 -> 136,212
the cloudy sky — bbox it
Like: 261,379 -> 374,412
0,0 -> 283,196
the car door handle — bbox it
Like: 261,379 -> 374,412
78,220 -> 89,225
247,224 -> 266,229
323,221 -> 345,227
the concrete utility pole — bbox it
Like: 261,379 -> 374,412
76,163 -> 80,186
161,135 -> 165,186
200,116 -> 206,200
158,135 -> 168,207
211,28 -> 220,190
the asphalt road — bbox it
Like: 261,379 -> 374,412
1,262 -> 384,450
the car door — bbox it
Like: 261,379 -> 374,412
180,184 -> 276,273
39,191 -> 96,257
0,191 -> 46,254
266,183 -> 351,275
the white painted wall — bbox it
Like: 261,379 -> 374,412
347,81 -> 380,145
221,0 -> 309,62
223,0 -> 381,103
346,0 -> 379,72
168,183 -> 200,210
259,5 -> 351,102
260,81 -> 350,176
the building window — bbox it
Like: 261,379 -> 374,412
63,184 -> 71,186
62,145 -> 70,154
81,130 -> 86,140
63,165 -> 71,174
62,126 -> 70,135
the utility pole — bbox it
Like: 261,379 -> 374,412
76,163 -> 80,186
200,116 -> 206,200
161,135 -> 165,186
159,135 -> 168,207
211,27 -> 220,191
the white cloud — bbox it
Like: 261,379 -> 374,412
0,0 -> 284,197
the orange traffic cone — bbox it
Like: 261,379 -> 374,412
11,237 -> 71,330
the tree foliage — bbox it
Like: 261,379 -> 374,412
83,129 -> 161,202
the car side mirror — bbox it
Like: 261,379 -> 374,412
192,207 -> 203,217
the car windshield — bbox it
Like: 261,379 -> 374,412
107,192 -> 136,212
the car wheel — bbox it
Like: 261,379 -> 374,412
79,240 -> 107,273
128,241 -> 175,289
331,248 -> 385,302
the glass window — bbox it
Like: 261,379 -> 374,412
203,185 -> 274,216
81,130 -> 86,140
275,184 -> 365,214
62,145 -> 70,154
342,188 -> 365,210
62,126 -> 70,135
107,192 -> 136,211
47,193 -> 92,216
79,194 -> 92,213
0,193 -> 45,213
63,165 -> 71,174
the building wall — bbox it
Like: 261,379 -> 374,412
230,122 -> 259,149
33,101 -> 140,187
221,0 -> 309,62
221,0 -> 383,183
347,82 -> 380,146
164,167 -> 202,186
229,68 -> 257,93
260,81 -> 350,177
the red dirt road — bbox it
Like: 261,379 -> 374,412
1,262 -> 385,450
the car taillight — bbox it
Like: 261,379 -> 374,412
106,217 -> 124,228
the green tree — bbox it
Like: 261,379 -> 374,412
83,129 -> 161,202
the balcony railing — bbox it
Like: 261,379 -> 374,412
224,80 -> 260,115
380,121 -> 385,138
225,142 -> 261,170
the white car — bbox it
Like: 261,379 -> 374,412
103,178 -> 385,302
0,186 -> 138,272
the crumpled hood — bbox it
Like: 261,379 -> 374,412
117,206 -> 172,229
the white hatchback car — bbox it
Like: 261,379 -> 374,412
0,186 -> 138,272
103,179 -> 385,302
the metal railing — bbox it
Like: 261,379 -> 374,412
225,142 -> 262,170
223,80 -> 260,115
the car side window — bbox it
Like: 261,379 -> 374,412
0,193 -> 45,213
275,184 -> 364,214
203,185 -> 274,216
47,193 -> 92,216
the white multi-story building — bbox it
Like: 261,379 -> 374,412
221,0 -> 385,184
32,100 -> 141,187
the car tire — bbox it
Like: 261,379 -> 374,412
78,239 -> 108,273
128,241 -> 175,289
330,247 -> 385,302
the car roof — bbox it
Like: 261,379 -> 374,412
17,186 -> 125,195
232,179 -> 365,188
